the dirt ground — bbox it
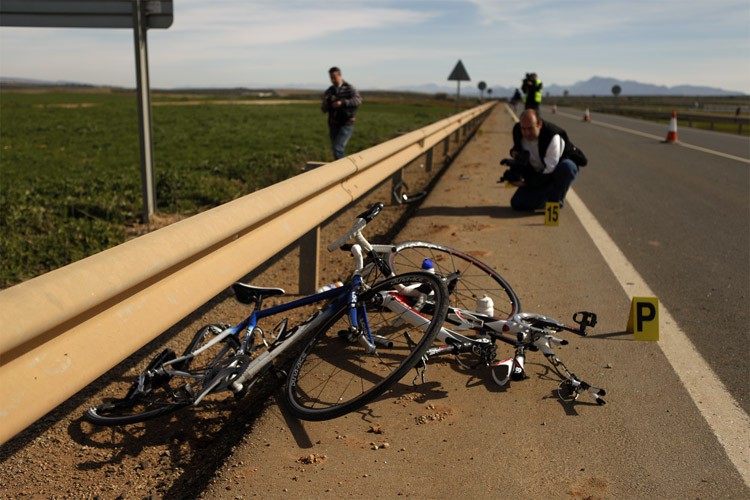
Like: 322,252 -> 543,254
0,115 -> 478,498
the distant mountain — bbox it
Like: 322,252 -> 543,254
542,76 -> 742,96
393,76 -> 743,97
0,76 -> 97,87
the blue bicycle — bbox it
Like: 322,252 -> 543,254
85,205 -> 449,424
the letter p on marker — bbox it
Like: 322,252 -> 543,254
626,297 -> 659,341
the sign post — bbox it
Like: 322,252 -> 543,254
0,0 -> 174,223
447,60 -> 471,110
133,0 -> 155,220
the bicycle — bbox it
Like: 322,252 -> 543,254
382,241 -> 607,404
295,204 -> 605,404
85,205 -> 450,425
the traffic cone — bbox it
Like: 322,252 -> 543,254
583,108 -> 591,122
664,111 -> 678,143
551,104 -> 557,114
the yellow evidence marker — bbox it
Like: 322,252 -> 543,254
626,297 -> 659,341
544,202 -> 560,226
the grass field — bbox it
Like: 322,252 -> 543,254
0,89 -> 457,287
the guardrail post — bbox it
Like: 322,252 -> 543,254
443,136 -> 450,157
299,226 -> 320,294
391,168 -> 404,204
425,148 -> 433,173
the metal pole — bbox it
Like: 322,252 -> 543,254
133,0 -> 155,222
456,81 -> 460,111
299,226 -> 320,294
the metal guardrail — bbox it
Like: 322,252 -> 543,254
0,101 -> 495,444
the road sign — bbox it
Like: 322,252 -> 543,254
478,81 -> 487,100
447,60 -> 470,110
0,0 -> 173,29
448,60 -> 470,82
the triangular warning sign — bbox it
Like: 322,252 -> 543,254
448,60 -> 470,81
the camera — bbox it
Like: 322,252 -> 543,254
498,151 -> 530,184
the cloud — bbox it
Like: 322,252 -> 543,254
170,0 -> 434,46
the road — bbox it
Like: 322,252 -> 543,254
197,104 -> 749,498
545,105 -> 750,414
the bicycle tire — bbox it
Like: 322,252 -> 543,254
84,348 -> 190,426
85,324 -> 238,426
285,272 -> 449,420
388,241 -> 521,320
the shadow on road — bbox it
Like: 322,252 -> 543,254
413,205 -> 541,219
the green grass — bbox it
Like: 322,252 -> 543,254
0,91 -> 454,287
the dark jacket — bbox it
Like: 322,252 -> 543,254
521,79 -> 542,108
510,120 -> 587,185
512,121 -> 573,163
322,81 -> 362,127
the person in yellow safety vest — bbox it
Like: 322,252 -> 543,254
521,72 -> 543,111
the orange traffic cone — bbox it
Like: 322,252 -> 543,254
665,111 -> 678,143
583,108 -> 591,122
551,104 -> 558,114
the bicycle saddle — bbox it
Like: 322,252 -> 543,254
232,283 -> 285,305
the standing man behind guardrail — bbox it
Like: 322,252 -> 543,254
322,67 -> 362,160
500,109 -> 587,211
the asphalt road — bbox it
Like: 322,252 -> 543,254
544,105 -> 750,414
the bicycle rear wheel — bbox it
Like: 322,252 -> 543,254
84,348 -> 191,425
388,241 -> 521,320
85,324 -> 239,426
285,272 -> 449,420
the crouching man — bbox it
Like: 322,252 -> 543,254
504,109 -> 586,211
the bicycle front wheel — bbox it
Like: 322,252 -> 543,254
285,272 -> 449,420
388,241 -> 521,320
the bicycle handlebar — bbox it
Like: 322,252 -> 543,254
327,219 -> 367,252
327,203 -> 383,252
356,202 -> 384,222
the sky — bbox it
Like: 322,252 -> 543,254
1,0 -> 749,93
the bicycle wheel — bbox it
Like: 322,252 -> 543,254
85,324 -> 238,426
286,272 -> 449,420
85,348 -> 191,426
388,241 -> 520,320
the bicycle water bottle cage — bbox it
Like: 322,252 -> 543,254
573,311 -> 597,333
232,283 -> 285,305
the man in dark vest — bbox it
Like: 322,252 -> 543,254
521,73 -> 542,111
506,109 -> 583,211
322,67 -> 362,160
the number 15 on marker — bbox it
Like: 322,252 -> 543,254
545,202 -> 560,226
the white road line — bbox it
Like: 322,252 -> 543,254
505,103 -> 750,487
555,110 -> 750,164
568,190 -> 750,488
